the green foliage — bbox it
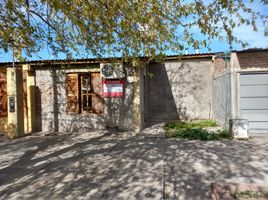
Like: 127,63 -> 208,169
166,128 -> 231,140
164,119 -> 218,130
165,120 -> 231,140
0,0 -> 267,60
236,190 -> 264,199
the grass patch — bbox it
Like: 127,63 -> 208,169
165,120 -> 231,140
164,119 -> 218,131
236,191 -> 264,199
166,128 -> 230,140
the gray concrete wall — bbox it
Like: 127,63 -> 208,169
34,64 -> 136,132
230,53 -> 240,119
147,59 -> 213,122
139,67 -> 147,128
212,72 -> 232,125
208,54 -> 233,126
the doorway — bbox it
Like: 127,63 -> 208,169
0,70 -> 7,134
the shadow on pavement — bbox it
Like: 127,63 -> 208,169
0,131 -> 268,200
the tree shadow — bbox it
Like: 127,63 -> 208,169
0,133 -> 268,200
146,61 -> 211,127
164,139 -> 268,199
34,86 -> 42,132
147,63 -> 180,124
34,65 -> 135,133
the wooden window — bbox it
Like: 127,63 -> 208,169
66,74 -> 79,113
81,74 -> 92,113
66,72 -> 104,114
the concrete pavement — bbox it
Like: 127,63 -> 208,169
0,131 -> 268,200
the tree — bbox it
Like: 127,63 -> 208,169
0,0 -> 267,61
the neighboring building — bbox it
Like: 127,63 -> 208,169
0,49 -> 267,138
213,49 -> 268,134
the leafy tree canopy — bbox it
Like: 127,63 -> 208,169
0,0 -> 267,61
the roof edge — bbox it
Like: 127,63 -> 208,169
0,53 -> 215,66
234,48 -> 268,54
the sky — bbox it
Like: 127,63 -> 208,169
182,0 -> 268,54
0,1 -> 268,62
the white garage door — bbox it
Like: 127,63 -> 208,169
240,73 -> 268,134
240,74 -> 268,134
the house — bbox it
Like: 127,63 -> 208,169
0,48 -> 267,138
213,49 -> 268,134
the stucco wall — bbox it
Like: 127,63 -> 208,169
34,64 -> 136,132
147,59 -> 213,122
0,117 -> 7,133
212,72 -> 232,125
211,55 -> 232,125
139,67 -> 147,128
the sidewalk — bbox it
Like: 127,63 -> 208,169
0,131 -> 268,200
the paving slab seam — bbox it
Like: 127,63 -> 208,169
0,158 -> 58,195
192,143 -> 203,159
104,140 -> 122,156
31,158 -> 57,175
163,157 -> 166,200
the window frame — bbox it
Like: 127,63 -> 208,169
80,73 -> 94,114
66,72 -> 103,115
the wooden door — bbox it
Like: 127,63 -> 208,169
91,73 -> 104,114
0,72 -> 7,117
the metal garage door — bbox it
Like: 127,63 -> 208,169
240,73 -> 268,134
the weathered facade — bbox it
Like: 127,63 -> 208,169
34,63 -> 137,132
146,58 -> 213,123
0,49 -> 267,138
0,60 -> 144,138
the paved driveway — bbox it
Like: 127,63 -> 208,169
0,131 -> 268,200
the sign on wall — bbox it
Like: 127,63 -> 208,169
102,79 -> 124,97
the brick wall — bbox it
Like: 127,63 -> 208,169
237,51 -> 268,69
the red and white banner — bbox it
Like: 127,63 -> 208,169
102,79 -> 124,97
